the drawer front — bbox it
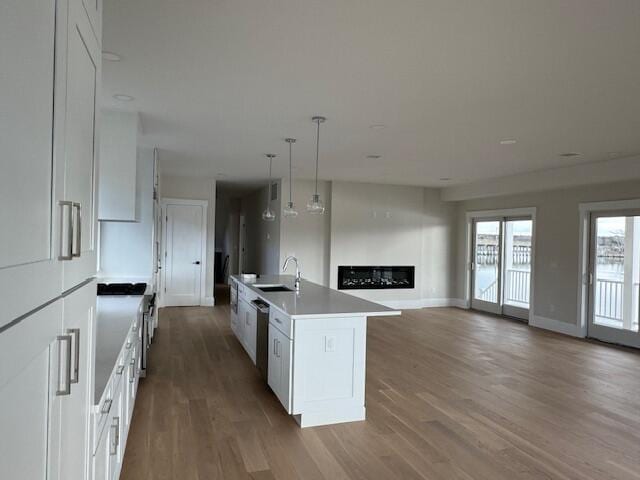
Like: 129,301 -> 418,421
93,380 -> 113,455
269,307 -> 292,339
244,288 -> 258,303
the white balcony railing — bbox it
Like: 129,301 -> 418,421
478,274 -> 636,326
477,269 -> 530,306
594,278 -> 623,321
505,269 -> 530,305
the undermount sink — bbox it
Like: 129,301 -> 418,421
254,284 -> 294,293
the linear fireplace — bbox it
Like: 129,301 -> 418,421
338,266 -> 415,290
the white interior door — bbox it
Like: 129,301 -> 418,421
163,200 -> 206,306
588,212 -> 640,348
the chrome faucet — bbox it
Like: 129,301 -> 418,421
282,256 -> 301,292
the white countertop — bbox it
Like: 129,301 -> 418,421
230,274 -> 401,319
94,295 -> 143,404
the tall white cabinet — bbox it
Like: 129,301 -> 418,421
0,0 -> 102,477
0,0 -> 62,328
61,0 -> 101,292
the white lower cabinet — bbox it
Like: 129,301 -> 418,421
56,280 -> 97,480
267,323 -> 292,413
93,381 -> 123,480
237,298 -> 257,364
92,312 -> 142,480
92,421 -> 110,480
0,280 -> 97,480
109,387 -> 124,480
0,300 -> 62,480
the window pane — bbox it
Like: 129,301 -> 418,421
474,221 -> 500,303
503,220 -> 532,308
593,216 -> 640,331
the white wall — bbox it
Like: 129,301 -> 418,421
279,179 -> 331,286
160,175 -> 216,302
99,147 -> 154,282
240,181 -> 281,275
329,182 -> 457,306
215,192 -> 240,281
422,188 -> 458,302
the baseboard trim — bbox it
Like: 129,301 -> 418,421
379,298 -> 466,310
202,296 -> 215,307
530,315 -> 584,338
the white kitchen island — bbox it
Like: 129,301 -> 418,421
229,274 -> 400,428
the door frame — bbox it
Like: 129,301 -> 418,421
464,207 -> 537,323
160,198 -> 208,307
238,214 -> 246,274
577,199 -> 640,338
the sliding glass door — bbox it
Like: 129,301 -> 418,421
472,219 -> 502,314
472,217 -> 533,320
588,212 -> 640,348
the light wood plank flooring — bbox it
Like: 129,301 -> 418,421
121,300 -> 640,480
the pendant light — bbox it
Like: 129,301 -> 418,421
262,154 -> 277,222
283,138 -> 298,217
307,115 -> 326,214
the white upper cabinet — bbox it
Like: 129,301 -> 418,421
0,0 -> 62,327
79,0 -> 102,45
98,111 -> 140,222
61,0 -> 101,291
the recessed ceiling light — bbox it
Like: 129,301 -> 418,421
102,51 -> 122,62
113,94 -> 134,102
499,139 -> 517,145
439,177 -> 451,181
369,124 -> 386,130
366,154 -> 381,159
559,152 -> 581,157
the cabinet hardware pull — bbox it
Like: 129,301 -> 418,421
275,317 -> 282,324
101,399 -> 113,414
72,202 -> 81,257
116,365 -> 125,375
68,328 -> 80,384
110,417 -> 120,455
56,334 -> 73,396
126,341 -> 132,350
58,201 -> 74,260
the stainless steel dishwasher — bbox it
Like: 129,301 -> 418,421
251,299 -> 270,381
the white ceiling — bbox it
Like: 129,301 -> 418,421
102,0 -> 640,187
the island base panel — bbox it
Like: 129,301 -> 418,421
294,406 -> 366,428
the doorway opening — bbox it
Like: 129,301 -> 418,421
467,209 -> 535,321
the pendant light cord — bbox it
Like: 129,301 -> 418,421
289,141 -> 293,204
314,118 -> 320,195
267,156 -> 273,204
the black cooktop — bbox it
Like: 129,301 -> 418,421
97,283 -> 147,296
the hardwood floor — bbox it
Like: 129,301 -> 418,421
121,302 -> 640,480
